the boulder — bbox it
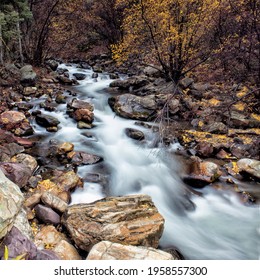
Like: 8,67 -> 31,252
67,151 -> 102,166
62,194 -> 165,252
183,157 -> 222,187
20,65 -> 37,87
87,241 -> 175,260
53,240 -> 82,260
109,94 -> 157,121
125,128 -> 145,140
67,98 -> 94,111
237,158 -> 260,180
0,170 -> 24,239
72,73 -> 87,80
143,66 -> 161,78
72,108 -> 94,123
35,114 -> 60,128
45,60 -> 59,71
0,162 -> 32,188
57,75 -> 74,85
0,226 -> 60,260
11,153 -> 38,173
109,76 -> 149,90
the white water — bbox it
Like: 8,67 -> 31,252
35,64 -> 260,260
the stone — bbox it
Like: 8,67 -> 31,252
67,151 -> 102,166
0,162 -> 32,188
179,77 -> 194,89
45,59 -> 59,71
67,98 -> 94,111
53,240 -> 82,260
0,226 -> 37,260
34,204 -> 61,225
35,114 -> 60,128
41,191 -> 68,213
203,122 -> 228,134
57,75 -> 74,85
143,66 -> 161,78
237,158 -> 260,180
24,192 -> 42,209
109,94 -> 157,121
183,157 -> 222,187
23,87 -> 37,96
125,128 -> 145,140
72,108 -> 94,123
53,170 -> 83,192
110,76 -> 149,90
73,73 -> 87,80
87,241 -> 175,260
20,65 -> 37,87
11,153 -> 38,173
0,170 -> 24,239
58,142 -> 74,154
62,194 -> 165,252
13,208 -> 34,240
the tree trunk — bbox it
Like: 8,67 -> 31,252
17,21 -> 24,64
0,24 -> 4,64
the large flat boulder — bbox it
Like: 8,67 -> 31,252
0,170 -> 24,239
87,241 -> 175,260
62,194 -> 164,252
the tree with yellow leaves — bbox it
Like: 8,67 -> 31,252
112,0 -> 220,82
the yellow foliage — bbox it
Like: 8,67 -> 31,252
37,179 -> 57,192
233,102 -> 246,111
208,98 -> 221,106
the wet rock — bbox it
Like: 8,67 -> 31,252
237,158 -> 260,180
183,157 -> 222,187
109,94 -> 157,121
67,151 -> 102,166
87,241 -> 175,260
41,191 -> 68,213
0,170 -> 24,239
58,142 -> 74,154
35,113 -> 60,128
62,194 -> 165,252
57,75 -> 74,85
55,93 -> 67,104
67,98 -> 94,111
52,170 -> 83,192
40,101 -> 57,111
15,102 -> 34,111
77,121 -> 93,129
0,162 -> 32,188
125,128 -> 145,141
72,108 -> 94,123
11,153 -> 38,173
109,73 -> 119,79
73,73 -> 87,80
20,65 -> 37,87
34,204 -> 61,225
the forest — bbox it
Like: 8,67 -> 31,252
0,0 -> 259,85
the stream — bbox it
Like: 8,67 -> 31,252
32,64 -> 260,260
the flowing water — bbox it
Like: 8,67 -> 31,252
32,64 -> 260,260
